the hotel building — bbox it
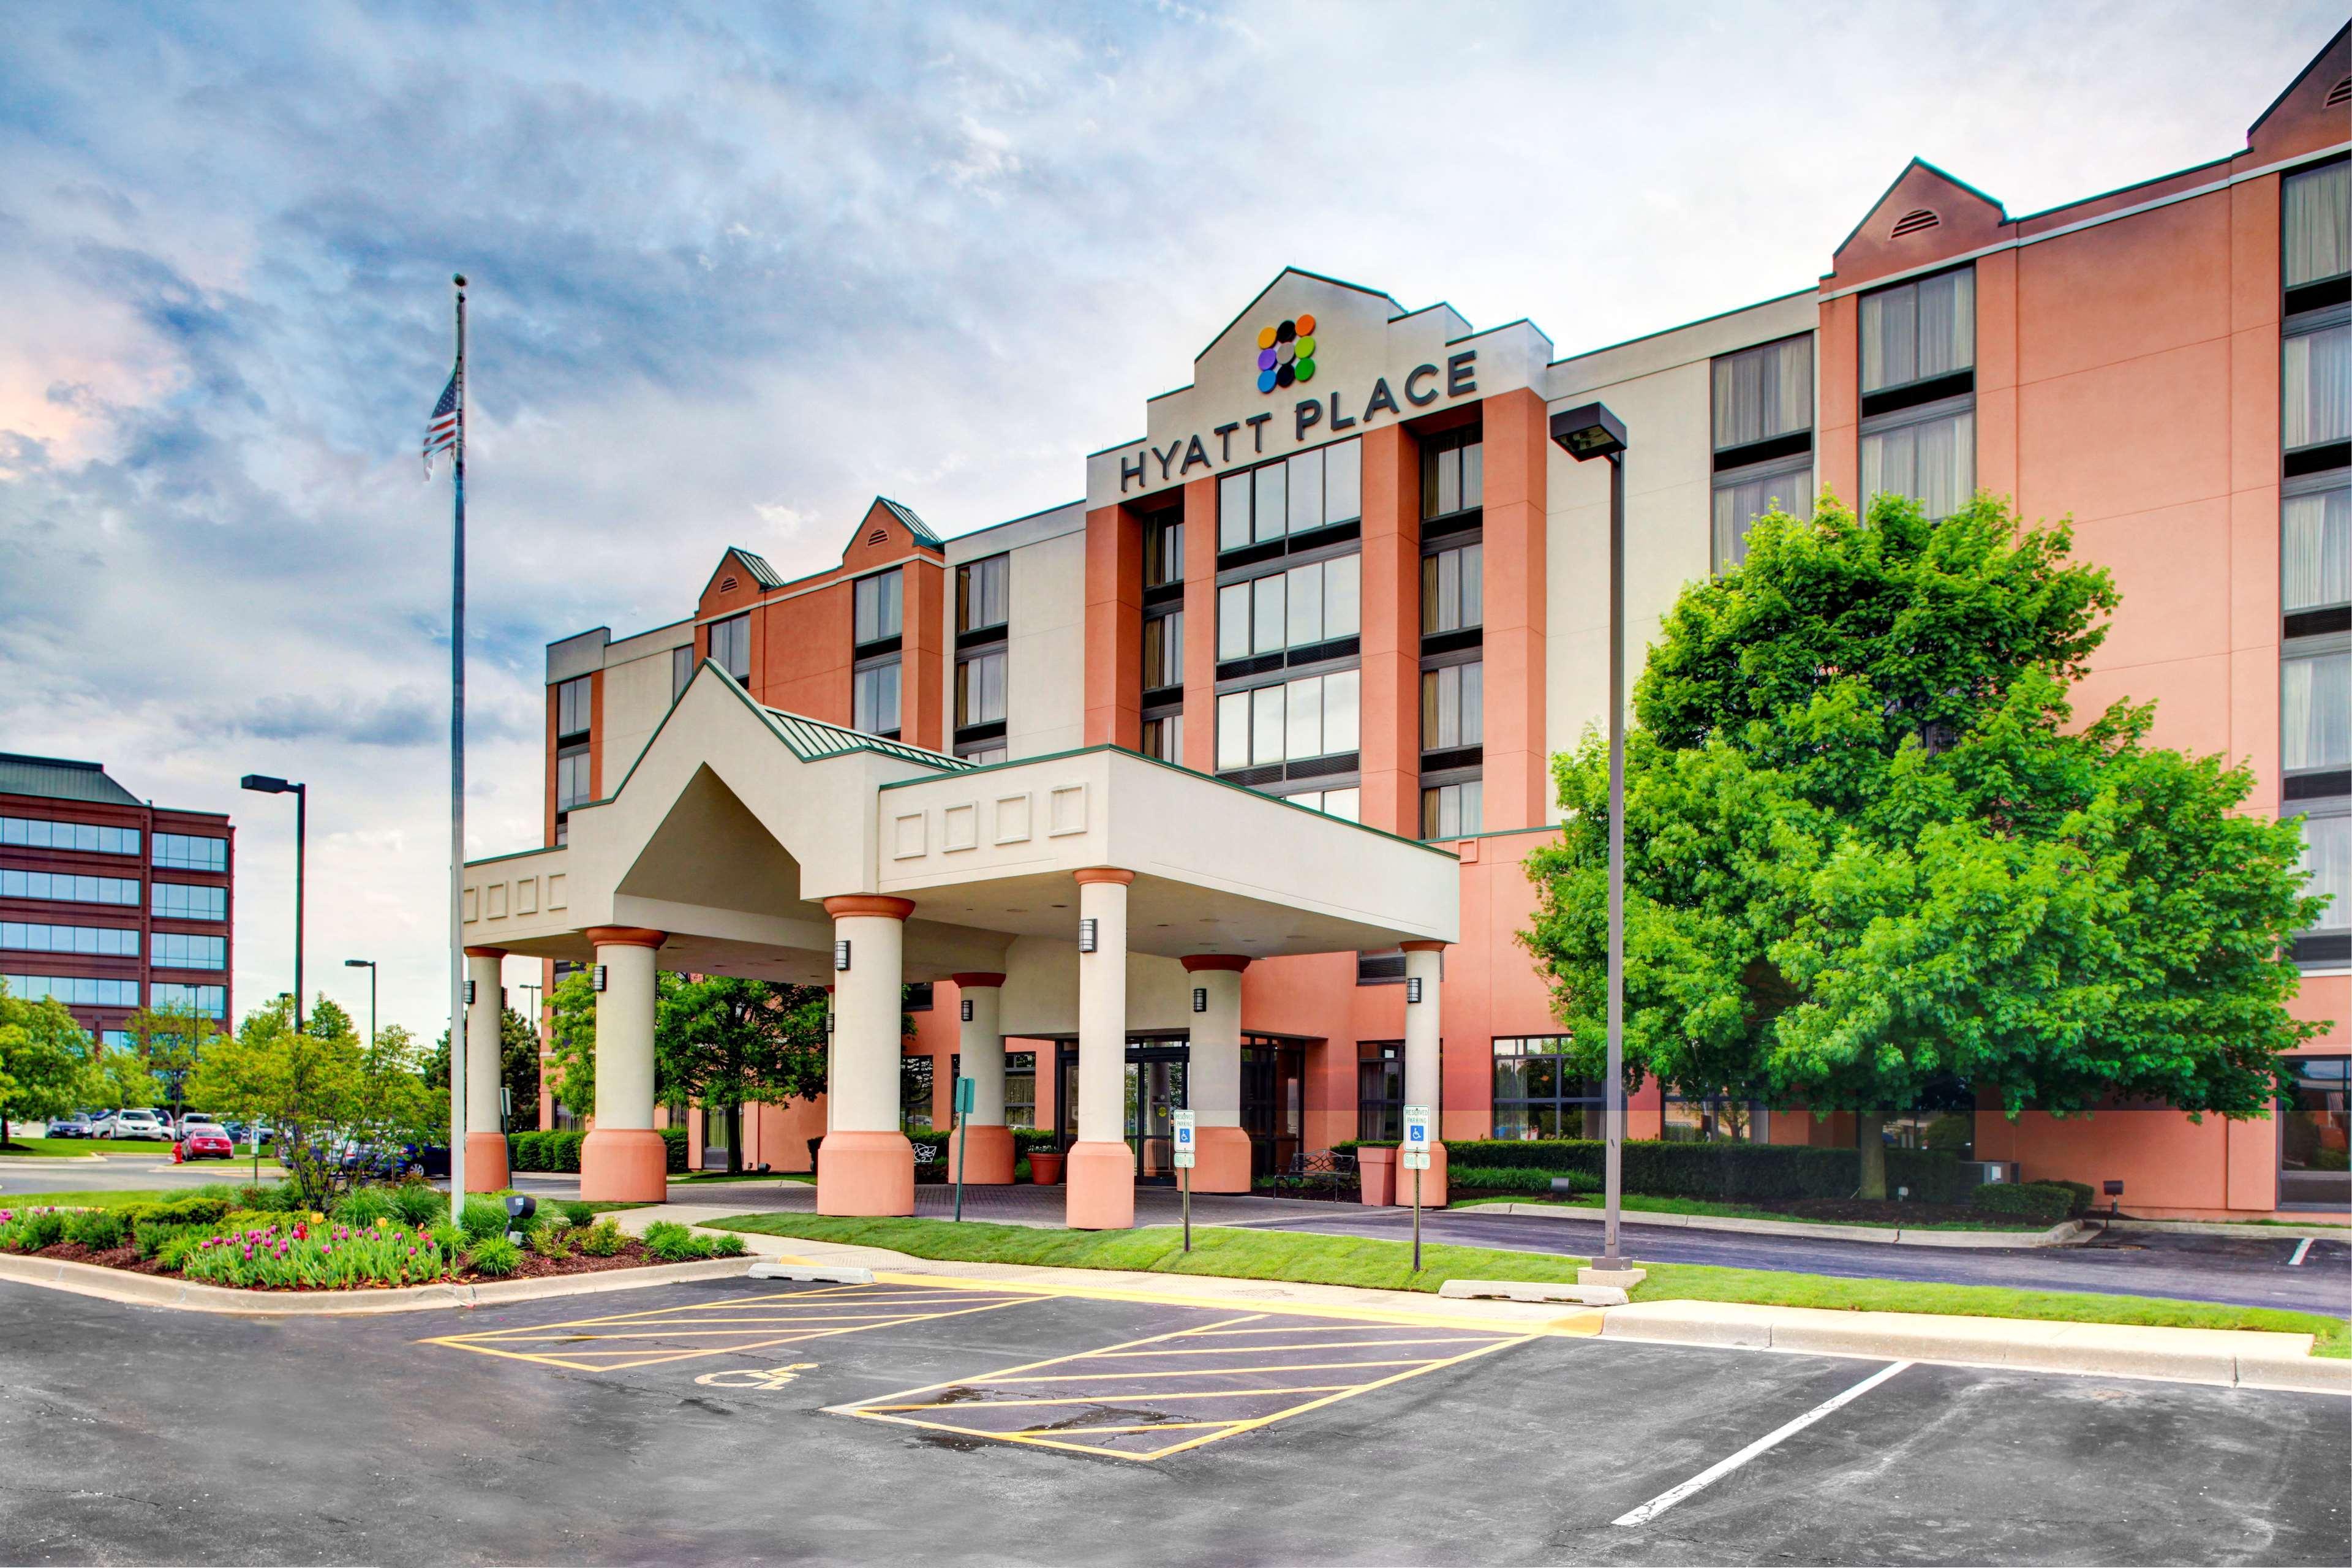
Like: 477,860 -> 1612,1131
466,28 -> 2349,1220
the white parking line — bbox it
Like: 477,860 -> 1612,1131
1613,1360 -> 1914,1528
2288,1238 -> 2313,1267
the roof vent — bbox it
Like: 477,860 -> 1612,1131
2326,75 -> 2351,108
1890,208 -> 1941,239
866,528 -> 889,546
719,575 -> 739,594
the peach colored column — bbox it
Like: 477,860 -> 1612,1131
819,895 -> 917,1216
1401,940 -> 1449,1207
1358,423 -> 1422,838
1479,388 -> 1550,831
943,972 -> 1015,1185
1182,955 -> 1252,1193
462,947 -> 510,1192
1083,506 -> 1144,748
581,927 -> 668,1203
1067,868 -> 1136,1229
1180,473 -> 1221,774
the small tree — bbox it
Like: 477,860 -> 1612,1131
121,1001 -> 221,1122
0,979 -> 99,1147
545,969 -> 600,1121
657,978 -> 830,1173
1524,492 -> 2324,1197
428,1007 -> 543,1129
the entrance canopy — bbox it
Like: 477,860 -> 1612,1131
460,662 -> 1459,996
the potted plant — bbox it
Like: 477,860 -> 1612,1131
1027,1147 -> 1066,1185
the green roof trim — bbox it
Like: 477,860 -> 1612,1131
0,753 -> 142,807
760,704 -> 969,771
725,549 -> 785,589
876,498 -> 944,549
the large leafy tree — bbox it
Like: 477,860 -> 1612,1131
0,979 -> 99,1147
120,1000 -> 222,1121
428,1006 -> 543,1126
657,977 -> 831,1173
1523,492 -> 2325,1196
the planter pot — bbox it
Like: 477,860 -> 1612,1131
1358,1145 -> 1397,1206
1027,1151 -> 1066,1186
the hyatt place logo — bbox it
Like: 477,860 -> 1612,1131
1256,315 -> 1317,394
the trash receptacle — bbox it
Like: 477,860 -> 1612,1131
1357,1145 -> 1396,1206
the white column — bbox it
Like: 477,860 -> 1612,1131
818,896 -> 916,1215
1180,955 -> 1253,1193
1068,868 -> 1136,1229
956,973 -> 1007,1124
465,949 -> 505,1131
1401,942 -> 1444,1114
580,927 -> 668,1202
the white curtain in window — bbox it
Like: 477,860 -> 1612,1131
1713,336 -> 1814,449
1862,271 -> 1973,393
2283,488 -> 2351,614
1713,466 -> 1815,569
2302,815 -> 2350,930
2285,161 -> 2351,289
2283,322 -> 2350,450
2282,649 -> 2350,771
1863,409 -> 1973,519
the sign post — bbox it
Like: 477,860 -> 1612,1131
1401,1104 -> 1431,1273
1171,1110 -> 1196,1253
952,1077 -> 976,1223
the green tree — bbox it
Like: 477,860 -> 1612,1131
656,977 -> 831,1173
0,979 -> 99,1146
305,995 -> 358,1042
1523,492 -> 2324,1197
92,1047 -> 162,1116
427,1007 -> 544,1129
121,1001 -> 222,1121
545,969 -> 600,1121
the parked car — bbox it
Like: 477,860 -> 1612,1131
103,1110 -> 170,1141
220,1121 -> 274,1147
173,1123 -> 234,1163
43,1114 -> 94,1139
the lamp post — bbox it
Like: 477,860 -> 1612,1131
239,775 -> 307,1035
344,958 -> 377,1049
1549,402 -> 1631,1273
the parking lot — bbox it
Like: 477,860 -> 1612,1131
2,1273 -> 2345,1564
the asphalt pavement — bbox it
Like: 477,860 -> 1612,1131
1,1275 -> 2345,1565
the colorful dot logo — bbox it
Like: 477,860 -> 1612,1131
1256,314 -> 1316,394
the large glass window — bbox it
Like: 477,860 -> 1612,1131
1,870 -> 138,907
151,883 -> 226,921
854,658 -> 902,737
1491,1036 -> 1598,1139
1660,1092 -> 1768,1143
1714,465 -> 1815,570
1863,403 -> 1975,519
900,1054 -> 935,1131
2284,160 -> 2350,292
6,974 -> 141,1009
149,982 -> 225,1019
153,834 -> 227,873
1218,440 -> 1362,551
1421,780 -> 1483,840
0,922 -> 137,957
556,675 -> 592,741
0,817 -> 138,856
1421,429 -> 1483,520
1143,515 -> 1186,589
1861,269 -> 1975,394
2278,1055 -> 2349,1208
153,932 -> 227,970
957,554 -> 1008,633
2284,320 -> 2350,454
1358,1041 -> 1404,1141
2284,483 -> 2350,616
1141,713 -> 1183,763
1713,334 -> 1814,450
1421,543 -> 1483,634
854,571 -> 904,645
556,745 -> 592,812
2283,647 -> 2350,775
1421,661 -> 1483,750
1005,1050 -> 1037,1129
1280,786 -> 1359,822
1215,671 -> 1359,770
956,648 -> 1006,728
2298,813 -> 2348,933
709,613 -> 751,680
1218,557 -> 1360,661
1143,609 -> 1183,692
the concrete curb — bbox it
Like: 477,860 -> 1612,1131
1466,1202 -> 2083,1250
1597,1299 -> 2351,1394
2104,1218 -> 2350,1242
0,1153 -> 110,1166
0,1250 -> 750,1316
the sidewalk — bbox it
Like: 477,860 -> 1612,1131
619,1202 -> 2352,1396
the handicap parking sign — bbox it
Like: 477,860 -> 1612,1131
1401,1104 -> 1431,1170
1172,1110 -> 1196,1169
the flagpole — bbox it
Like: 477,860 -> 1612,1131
447,273 -> 469,1223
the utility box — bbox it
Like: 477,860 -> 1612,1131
1959,1159 -> 2021,1186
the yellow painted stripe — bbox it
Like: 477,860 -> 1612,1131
982,1357 -> 1441,1384
858,1384 -> 1366,1411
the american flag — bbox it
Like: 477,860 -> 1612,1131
421,366 -> 460,475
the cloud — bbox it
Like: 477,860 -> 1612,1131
1,0 -> 2340,1035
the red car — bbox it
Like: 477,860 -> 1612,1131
173,1123 -> 234,1162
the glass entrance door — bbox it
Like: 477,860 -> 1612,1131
1054,1038 -> 1191,1184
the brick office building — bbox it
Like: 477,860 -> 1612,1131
1,754 -> 234,1047
487,28 -> 2349,1219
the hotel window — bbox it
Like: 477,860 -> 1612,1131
1860,268 -> 1974,519
957,554 -> 1008,634
1143,608 -> 1183,695
1491,1036 -> 1599,1139
556,676 -> 592,742
1143,514 -> 1186,590
1421,780 -> 1482,840
1,922 -> 138,957
1217,439 -> 1362,553
1215,671 -> 1359,772
1421,428 -> 1483,521
1,869 -> 139,906
1140,712 -> 1184,764
1217,555 -> 1361,665
900,1054 -> 935,1131
0,816 -> 139,856
2283,159 -> 2351,970
955,649 -> 1006,729
151,834 -> 226,872
150,982 -> 226,1019
1660,1091 -> 1768,1144
1712,334 -> 1815,570
152,882 -> 226,921
853,570 -> 904,645
1278,786 -> 1359,822
1421,660 -> 1482,752
5,974 -> 142,1009
709,614 -> 752,681
853,658 -> 902,739
556,742 -> 591,819
1421,543 -> 1483,636
153,932 -> 227,971
671,644 -> 694,704
1358,1041 -> 1404,1141
1005,1050 -> 1037,1129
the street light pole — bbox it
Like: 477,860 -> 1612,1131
1548,402 -> 1633,1273
239,775 -> 307,1035
345,959 -> 377,1048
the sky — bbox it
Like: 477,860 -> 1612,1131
1,0 -> 2342,1039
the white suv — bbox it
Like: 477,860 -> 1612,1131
105,1109 -> 170,1141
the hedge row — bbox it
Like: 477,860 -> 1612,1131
1971,1181 -> 2078,1224
1333,1138 -> 1980,1204
659,1126 -> 690,1172
507,1128 -> 692,1174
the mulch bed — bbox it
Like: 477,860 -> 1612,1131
17,1237 -> 706,1290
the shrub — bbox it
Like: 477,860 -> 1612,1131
527,1225 -> 573,1259
560,1200 -> 596,1229
154,1232 -> 209,1271
640,1220 -> 744,1262
331,1188 -> 398,1227
136,1221 -> 209,1262
64,1210 -> 128,1250
1449,1166 -> 1599,1196
459,1196 -> 508,1243
1971,1181 -> 2076,1224
660,1125 -> 689,1173
2046,1180 -> 2097,1216
0,1207 -> 71,1252
578,1219 -> 626,1257
1335,1138 -> 1979,1205
391,1186 -> 443,1227
428,1221 -> 465,1254
465,1236 -> 522,1277
236,1183 -> 306,1213
126,1195 -> 232,1235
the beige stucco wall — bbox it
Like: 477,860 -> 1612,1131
599,620 -> 693,790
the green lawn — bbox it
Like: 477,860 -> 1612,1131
1453,1192 -> 2054,1232
670,1170 -> 814,1185
710,1212 -> 2349,1359
0,1138 -> 173,1158
0,1185 -> 644,1217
